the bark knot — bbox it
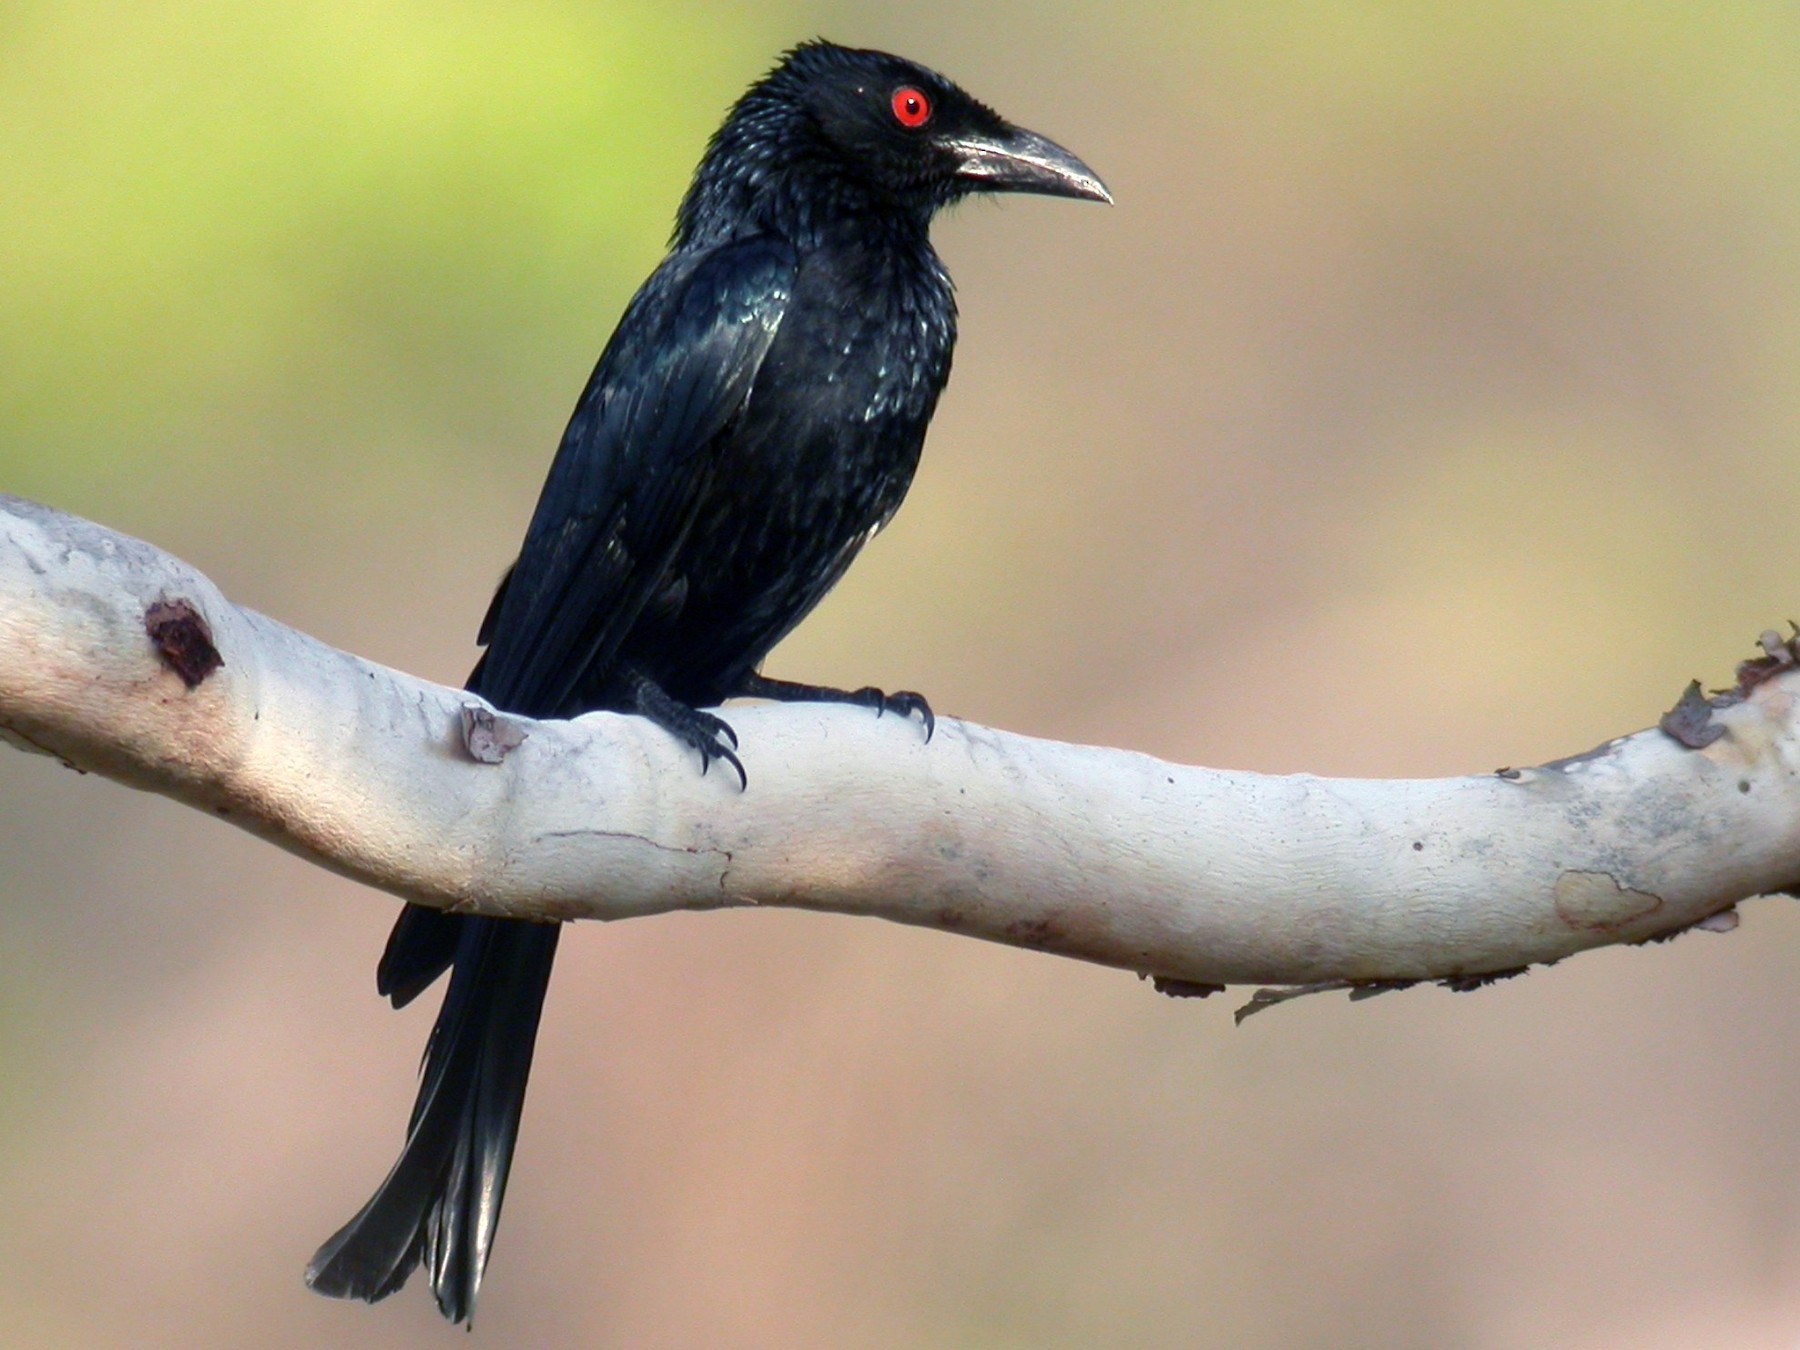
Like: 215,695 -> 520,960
144,597 -> 222,689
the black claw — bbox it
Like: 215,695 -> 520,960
885,689 -> 934,741
698,740 -> 748,790
685,710 -> 746,787
903,694 -> 936,742
627,667 -> 747,786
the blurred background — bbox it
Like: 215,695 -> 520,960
7,2 -> 1800,1346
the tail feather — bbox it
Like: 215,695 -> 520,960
377,904 -> 464,1009
307,915 -> 561,1323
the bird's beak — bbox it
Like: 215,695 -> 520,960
949,126 -> 1112,204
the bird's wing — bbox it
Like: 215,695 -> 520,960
471,235 -> 795,714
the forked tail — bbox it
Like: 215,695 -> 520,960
306,914 -> 561,1323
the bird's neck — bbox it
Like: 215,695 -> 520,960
674,107 -> 937,252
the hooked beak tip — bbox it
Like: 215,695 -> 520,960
951,126 -> 1112,205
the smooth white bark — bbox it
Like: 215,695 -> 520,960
2,494 -> 1792,992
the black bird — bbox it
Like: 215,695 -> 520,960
305,39 -> 1108,1322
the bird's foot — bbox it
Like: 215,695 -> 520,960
735,672 -> 935,742
858,686 -> 935,740
626,668 -> 746,788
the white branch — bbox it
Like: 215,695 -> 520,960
3,493 -> 1795,996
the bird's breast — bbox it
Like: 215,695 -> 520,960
636,232 -> 958,695
769,241 -> 954,433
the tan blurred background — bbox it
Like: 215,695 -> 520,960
8,2 -> 1800,1346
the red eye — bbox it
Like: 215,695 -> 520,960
891,86 -> 931,128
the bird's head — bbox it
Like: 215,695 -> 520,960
677,41 -> 1110,243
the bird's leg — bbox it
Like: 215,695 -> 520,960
735,671 -> 934,742
623,667 -> 746,788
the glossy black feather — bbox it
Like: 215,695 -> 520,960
306,38 -> 1106,1323
476,236 -> 795,714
